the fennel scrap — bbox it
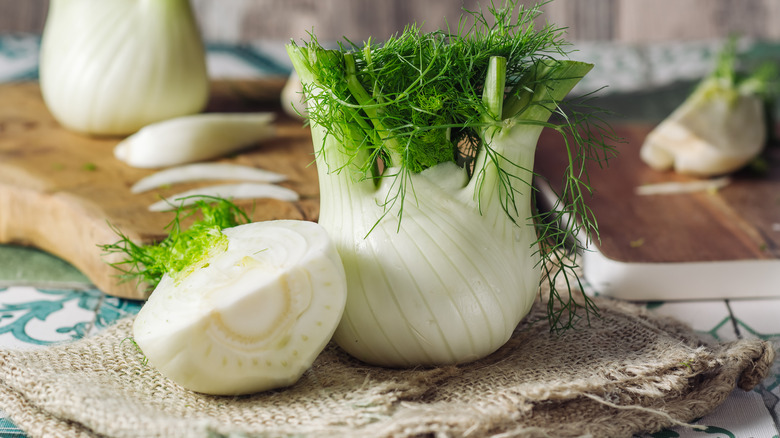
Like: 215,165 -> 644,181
101,198 -> 251,288
114,113 -> 276,168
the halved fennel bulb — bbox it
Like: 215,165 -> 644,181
132,220 -> 347,395
39,0 -> 209,136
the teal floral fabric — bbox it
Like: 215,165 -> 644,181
0,287 -> 141,346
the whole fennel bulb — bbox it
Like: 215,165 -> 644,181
39,0 -> 209,136
133,220 -> 347,395
288,2 -> 607,367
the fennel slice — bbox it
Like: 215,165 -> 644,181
114,112 -> 276,169
149,183 -> 299,212
132,163 -> 288,194
132,220 -> 347,395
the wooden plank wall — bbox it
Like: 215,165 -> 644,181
1,0 -> 780,43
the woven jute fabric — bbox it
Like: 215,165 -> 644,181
0,296 -> 773,438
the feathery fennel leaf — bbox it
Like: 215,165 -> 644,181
100,197 -> 251,290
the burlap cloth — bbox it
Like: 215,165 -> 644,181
0,296 -> 773,438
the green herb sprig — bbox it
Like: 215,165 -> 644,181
101,197 -> 251,291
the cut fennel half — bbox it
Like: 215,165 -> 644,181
132,220 -> 347,395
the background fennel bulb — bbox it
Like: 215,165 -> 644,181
39,0 -> 209,136
288,2 -> 609,367
640,40 -> 774,177
103,201 -> 347,396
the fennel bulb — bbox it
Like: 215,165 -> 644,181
40,0 -> 209,136
288,2 -> 607,367
131,219 -> 347,395
640,40 -> 772,176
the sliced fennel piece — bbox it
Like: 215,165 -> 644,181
131,163 -> 288,194
149,183 -> 299,212
640,88 -> 766,176
132,220 -> 347,395
39,0 -> 208,136
115,113 -> 276,169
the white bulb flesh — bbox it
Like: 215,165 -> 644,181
39,0 -> 209,136
132,220 -> 347,395
114,113 -> 276,169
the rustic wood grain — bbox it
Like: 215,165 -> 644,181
3,0 -> 780,43
0,80 -> 320,300
614,0 -> 780,42
534,124 -> 780,264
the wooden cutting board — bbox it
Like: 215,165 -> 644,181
534,124 -> 780,300
3,81 -> 778,301
0,81 -> 320,300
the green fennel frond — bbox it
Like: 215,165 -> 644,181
533,105 -> 618,331
100,197 -> 251,291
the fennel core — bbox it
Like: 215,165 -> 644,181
288,1 -> 613,367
